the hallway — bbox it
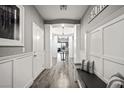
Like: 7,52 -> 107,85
31,62 -> 79,88
0,5 -> 124,88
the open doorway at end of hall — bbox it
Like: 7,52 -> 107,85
57,37 -> 69,62
50,24 -> 76,66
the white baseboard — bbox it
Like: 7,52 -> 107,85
77,80 -> 82,88
33,68 -> 45,81
94,71 -> 108,84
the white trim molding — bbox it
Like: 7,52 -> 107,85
0,52 -> 33,63
94,70 -> 108,84
88,13 -> 124,83
0,52 -> 33,88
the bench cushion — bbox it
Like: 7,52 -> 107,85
77,69 -> 106,88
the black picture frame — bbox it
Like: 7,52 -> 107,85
0,5 -> 20,40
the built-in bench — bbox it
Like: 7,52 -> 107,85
77,69 -> 106,88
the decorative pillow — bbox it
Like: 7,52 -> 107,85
81,59 -> 85,70
82,60 -> 89,72
88,61 -> 94,74
107,73 -> 124,88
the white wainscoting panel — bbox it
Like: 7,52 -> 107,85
0,52 -> 45,88
13,55 -> 33,88
0,61 -> 12,88
103,18 -> 124,64
90,30 -> 102,56
90,30 -> 103,79
104,59 -> 124,82
88,14 -> 124,84
33,52 -> 44,79
90,56 -> 103,76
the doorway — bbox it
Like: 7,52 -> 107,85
57,36 -> 69,62
50,24 -> 76,66
32,22 -> 44,79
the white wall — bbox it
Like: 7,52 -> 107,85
75,24 -> 81,63
0,6 -> 45,88
0,6 -> 44,57
0,22 -> 45,88
0,61 -> 12,88
13,55 -> 33,88
69,36 -> 74,58
0,52 -> 33,88
88,14 -> 124,82
0,51 -> 46,88
52,35 -> 58,58
45,24 -> 52,68
80,6 -> 124,60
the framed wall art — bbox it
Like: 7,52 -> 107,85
88,5 -> 108,23
0,5 -> 24,46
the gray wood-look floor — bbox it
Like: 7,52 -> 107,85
31,62 -> 79,88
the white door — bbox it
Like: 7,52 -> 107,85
33,22 -> 44,79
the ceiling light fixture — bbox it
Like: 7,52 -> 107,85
61,24 -> 64,27
60,5 -> 67,11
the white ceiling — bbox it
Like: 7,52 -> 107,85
35,5 -> 88,20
